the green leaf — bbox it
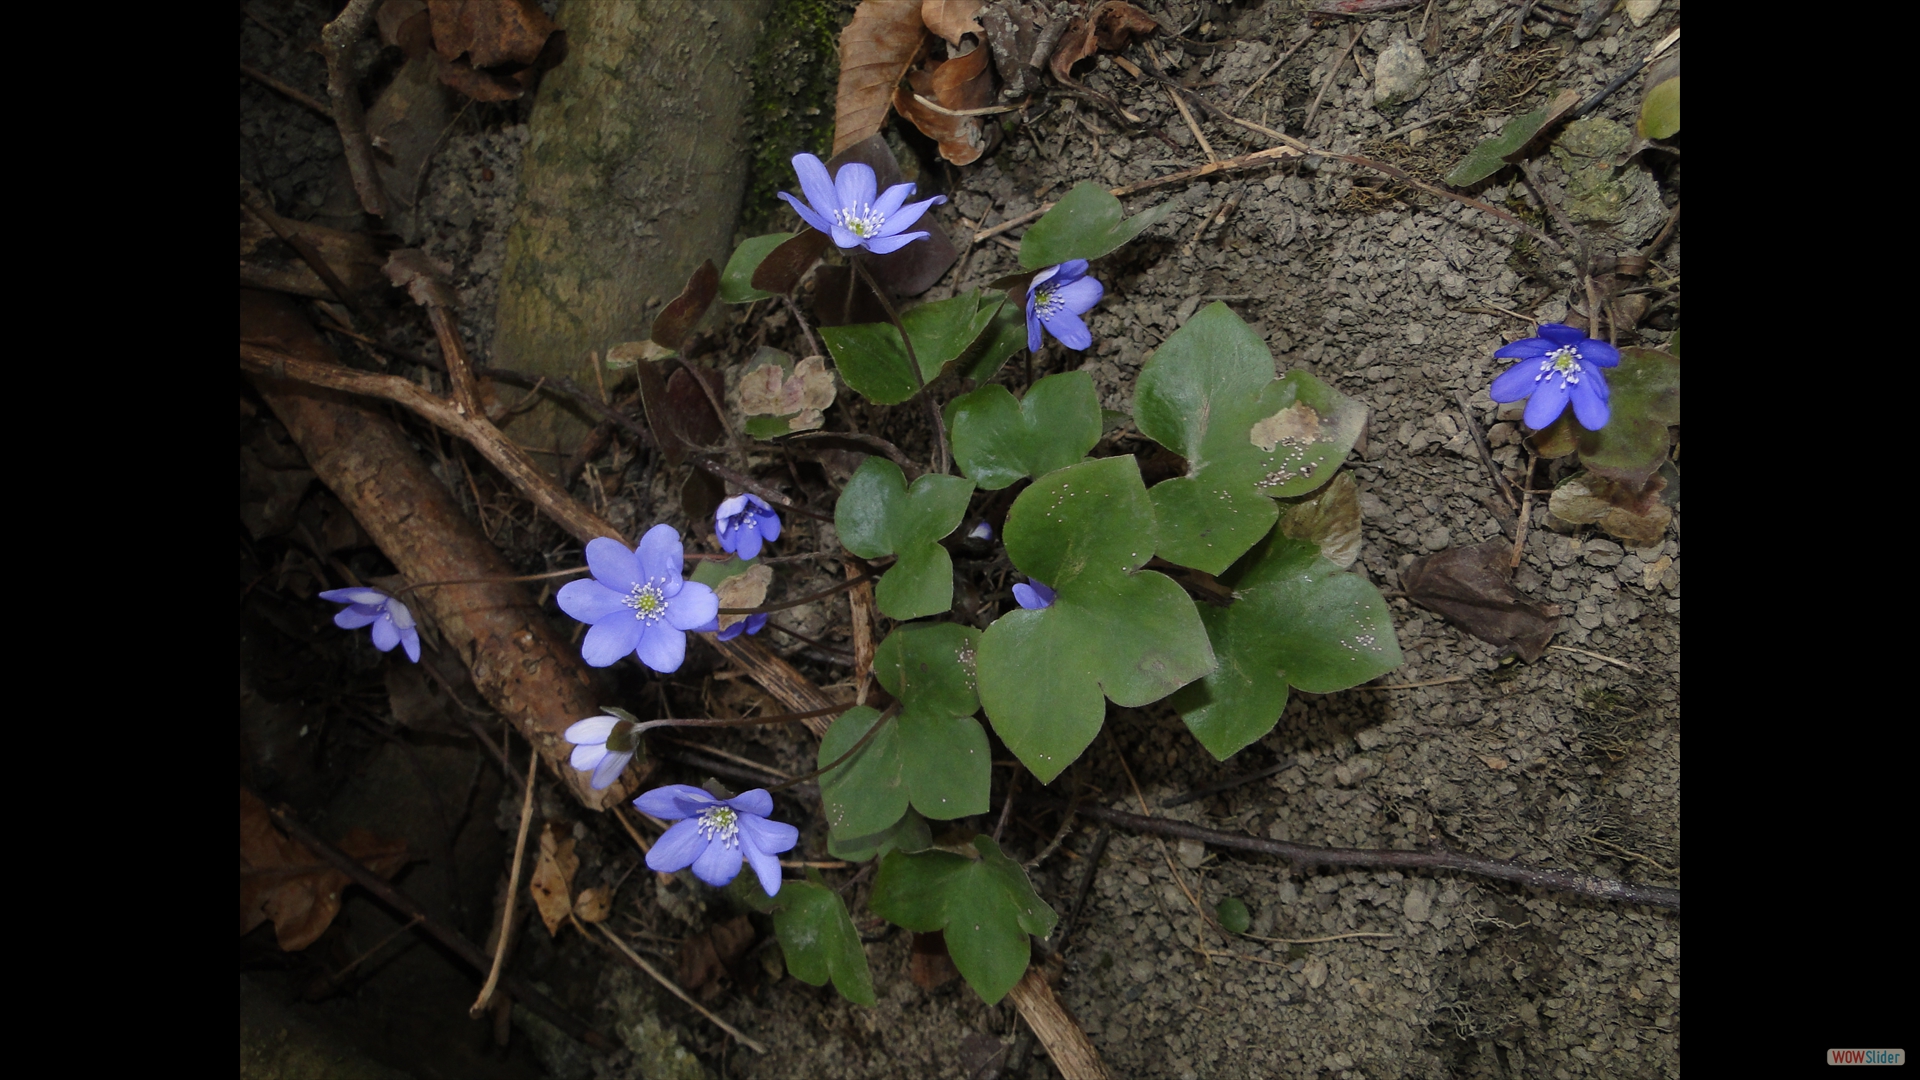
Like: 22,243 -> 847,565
1576,347 -> 1679,487
1638,77 -> 1680,140
829,807 -> 933,862
1135,303 -> 1366,574
690,555 -> 757,588
955,296 -> 1030,384
834,457 -> 975,620
720,233 -> 794,304
818,623 -> 991,831
948,371 -> 1103,490
744,414 -> 801,439
869,836 -> 1057,1004
1445,106 -> 1551,186
773,880 -> 876,1005
724,872 -> 781,914
1215,897 -> 1250,934
1171,531 -> 1402,761
821,291 -> 1006,405
1019,182 -> 1176,269
977,457 -> 1215,782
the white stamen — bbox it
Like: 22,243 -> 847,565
833,203 -> 886,238
698,806 -> 740,848
625,578 -> 669,623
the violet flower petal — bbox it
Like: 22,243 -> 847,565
1538,323 -> 1585,346
589,750 -> 633,791
1521,377 -> 1573,430
862,230 -> 929,254
585,536 -> 642,590
734,529 -> 764,561
334,608 -> 378,630
635,524 -> 684,588
571,743 -> 608,771
582,617 -> 643,667
777,191 -> 833,235
834,162 -> 877,214
728,789 -> 775,817
663,582 -> 719,631
399,629 -> 421,663
634,785 -> 713,820
792,154 -> 839,219
634,619 -> 688,673
871,194 -> 945,236
566,716 -> 620,745
1571,378 -> 1610,430
370,617 -> 401,652
1041,308 -> 1093,350
557,579 -> 627,623
1488,361 -> 1539,403
646,819 -> 707,872
692,835 -> 745,887
1581,339 -> 1622,367
1494,337 -> 1553,360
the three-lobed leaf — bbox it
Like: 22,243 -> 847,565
977,456 -> 1215,782
1135,303 -> 1366,574
828,806 -> 933,862
817,623 -> 990,835
822,290 -> 1006,405
1019,182 -> 1175,269
1576,346 -> 1678,487
1171,531 -> 1401,760
869,835 -> 1057,1004
834,457 -> 974,619
720,233 -> 793,304
772,878 -> 875,1005
947,371 -> 1103,490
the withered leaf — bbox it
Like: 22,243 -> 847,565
651,260 -> 720,352
383,249 -> 457,310
1503,89 -> 1583,164
751,229 -> 831,296
811,265 -> 891,328
665,364 -> 728,448
528,821 -> 579,937
635,357 -> 682,467
1547,473 -> 1671,547
240,789 -> 408,952
896,44 -> 996,165
574,885 -> 613,924
606,340 -> 676,368
909,929 -> 960,989
922,0 -> 985,46
678,915 -> 757,1001
714,564 -> 773,633
376,0 -> 429,50
682,467 -> 726,526
835,0 -> 928,156
740,355 -> 836,432
1278,471 -> 1361,569
427,0 -> 556,68
1050,0 -> 1159,83
1401,540 -> 1559,662
826,136 -> 958,297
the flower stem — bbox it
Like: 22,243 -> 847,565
630,702 -> 852,736
851,257 -> 949,475
767,702 -> 900,792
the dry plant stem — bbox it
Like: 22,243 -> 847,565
1547,644 -> 1646,674
972,143 -> 1305,242
1304,26 -> 1364,135
1008,967 -> 1113,1080
1230,28 -> 1314,109
242,291 -> 627,809
1108,731 -> 1222,941
1240,930 -> 1394,946
319,0 -> 388,218
1510,446 -> 1535,569
263,798 -> 616,1051
319,915 -> 424,991
708,636 -> 840,737
780,292 -> 823,360
1455,389 -> 1520,512
242,342 -> 621,546
591,922 -> 768,1054
239,63 -> 332,118
911,93 -> 1027,117
852,258 -> 948,475
397,566 -> 589,599
472,743 -> 539,1017
769,704 -> 901,792
1145,44 -> 1217,162
1372,674 -> 1472,690
1056,801 -> 1680,910
239,180 -> 373,326
993,766 -> 1022,843
719,571 -> 878,616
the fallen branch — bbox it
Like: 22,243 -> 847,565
318,0 -> 387,218
1008,966 -> 1112,1080
262,796 -> 616,1052
1054,801 -> 1680,910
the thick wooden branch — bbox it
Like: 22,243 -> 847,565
1008,966 -> 1113,1080
242,289 -> 630,810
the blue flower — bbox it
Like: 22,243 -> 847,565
319,588 -> 421,662
778,153 -> 946,254
1026,260 -> 1104,352
716,613 -> 768,642
557,526 -> 719,673
1488,323 -> 1620,431
564,712 -> 642,790
635,785 -> 799,895
1013,579 -> 1056,610
967,520 -> 993,541
715,493 -> 782,561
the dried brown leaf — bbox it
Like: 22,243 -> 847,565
574,886 -> 613,924
678,915 -> 757,1000
751,229 -> 830,296
383,249 -> 457,309
1547,473 -> 1672,547
1050,0 -> 1158,83
714,564 -> 773,633
923,0 -> 985,46
665,365 -> 728,447
426,0 -> 556,67
606,340 -> 676,368
1278,471 -> 1361,569
1401,540 -> 1560,662
375,0 -> 432,55
835,0 -> 928,157
528,821 -> 579,937
896,46 -> 996,165
909,929 -> 960,988
240,790 -> 408,952
811,265 -> 890,328
651,259 -> 720,352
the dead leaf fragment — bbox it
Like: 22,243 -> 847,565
896,44 -> 996,165
714,564 -> 774,633
1050,0 -> 1159,83
575,886 -> 613,924
678,915 -> 757,1001
741,355 -> 837,431
922,0 -> 985,46
1401,540 -> 1560,662
528,821 -> 579,937
835,0 -> 928,156
427,0 -> 555,66
606,340 -> 676,368
240,789 -> 408,952
909,929 -> 960,988
1279,471 -> 1361,568
651,259 -> 720,352
1548,473 -> 1672,547
1250,402 -> 1321,453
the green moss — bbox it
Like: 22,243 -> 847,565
738,0 -> 855,237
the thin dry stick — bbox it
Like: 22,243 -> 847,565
472,743 -> 539,1017
1510,444 -> 1535,569
1303,26 -> 1364,135
239,63 -> 333,118
593,922 -> 769,1054
1146,44 -> 1217,162
1547,645 -> 1647,674
319,0 -> 388,217
910,92 -> 1027,117
1241,930 -> 1396,945
320,915 -> 425,990
615,805 -> 654,855
1371,674 -> 1472,690
1230,29 -> 1314,109
851,258 -> 948,475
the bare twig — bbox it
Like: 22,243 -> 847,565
1144,43 -> 1217,163
852,257 -> 948,474
239,63 -> 332,119
1547,644 -> 1647,674
471,743 -> 539,1017
1230,28 -> 1314,110
319,0 -> 388,217
1051,800 -> 1680,910
590,922 -> 768,1053
1304,26 -> 1364,135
